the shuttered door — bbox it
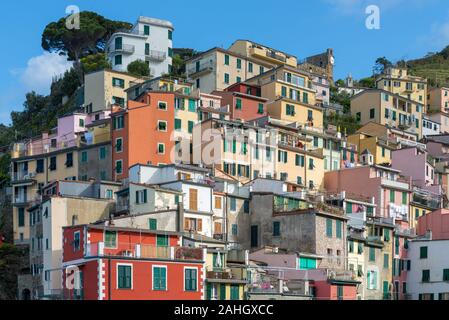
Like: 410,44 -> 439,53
220,284 -> 226,300
206,283 -> 213,300
189,189 -> 198,211
214,222 -> 222,234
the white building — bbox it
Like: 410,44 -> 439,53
406,238 -> 449,300
129,164 -> 215,238
106,16 -> 174,78
422,116 -> 441,137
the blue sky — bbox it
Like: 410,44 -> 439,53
0,0 -> 448,125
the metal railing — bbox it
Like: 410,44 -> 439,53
108,44 -> 135,54
85,242 -> 204,261
266,51 -> 287,62
145,50 -> 166,61
187,61 -> 214,75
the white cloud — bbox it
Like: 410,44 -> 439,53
12,52 -> 73,94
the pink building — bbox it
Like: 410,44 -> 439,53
417,209 -> 449,240
391,147 -> 439,194
392,220 -> 414,300
324,164 -> 412,222
428,87 -> 449,113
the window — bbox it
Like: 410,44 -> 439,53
18,208 -> 25,227
115,138 -> 123,152
384,229 -> 390,242
104,231 -> 117,248
273,221 -> 280,236
174,118 -> 182,131
156,235 -> 169,247
117,265 -> 132,289
230,285 -> 239,300
402,192 -> 407,205
189,188 -> 198,211
299,257 -> 317,270
105,189 -> 113,199
243,200 -> 250,213
188,121 -> 194,134
81,151 -> 88,163
383,254 -> 389,269
248,62 -> 253,72
230,198 -> 236,211
158,143 -> 165,154
286,104 -> 295,116
370,108 -> 375,119
390,190 -> 395,202
356,112 -> 361,122
73,232 -> 80,252
99,147 -> 106,160
112,77 -> 125,88
36,159 -> 44,173
235,98 -> 242,110
232,224 -> 238,235
168,29 -> 172,40
224,54 -> 229,65
236,58 -> 241,69
113,115 -> 124,129
143,25 -> 150,35
281,86 -> 287,97
257,103 -> 264,114
358,243 -> 364,254
443,269 -> 449,281
367,270 -> 378,290
135,189 -> 147,204
295,155 -> 305,167
66,152 -> 73,167
158,101 -> 167,110
185,268 -> 197,291
336,220 -> 342,239
422,270 -> 430,282
158,121 -> 167,132
326,218 -> 333,237
349,240 -> 354,253
369,247 -> 376,261
309,158 -> 315,170
114,55 -> 122,65
420,246 -> 428,259
214,196 -> 222,209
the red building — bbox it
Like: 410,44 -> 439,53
313,279 -> 359,300
213,83 -> 267,121
62,224 -> 205,300
111,92 -> 176,181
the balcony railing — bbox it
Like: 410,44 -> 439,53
108,44 -> 135,54
266,51 -> 287,63
187,61 -> 214,76
85,242 -> 204,261
145,50 -> 166,62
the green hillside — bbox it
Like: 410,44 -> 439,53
408,45 -> 449,87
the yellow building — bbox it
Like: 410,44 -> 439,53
376,67 -> 427,107
228,39 -> 298,68
186,47 -> 272,94
351,89 -> 424,138
84,69 -> 145,113
347,132 -> 397,165
245,65 -> 323,128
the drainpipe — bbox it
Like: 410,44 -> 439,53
108,258 -> 111,300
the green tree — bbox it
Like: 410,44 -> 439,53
357,77 -> 376,88
324,113 -> 362,136
171,54 -> 186,77
127,59 -> 150,77
373,57 -> 392,75
41,11 -> 132,62
0,244 -> 28,300
330,86 -> 351,114
81,53 -> 111,74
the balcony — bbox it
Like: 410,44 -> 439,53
381,178 -> 409,190
145,50 -> 166,62
11,171 -> 36,183
187,61 -> 214,77
213,233 -> 225,241
14,194 -> 28,205
206,267 -> 247,282
85,242 -> 204,261
249,46 -> 286,64
108,44 -> 135,55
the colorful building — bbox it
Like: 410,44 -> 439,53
62,225 -> 205,300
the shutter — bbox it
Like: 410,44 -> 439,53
206,283 -> 212,300
118,266 -> 124,288
189,189 -> 198,211
154,267 -> 160,290
161,267 -> 166,290
136,191 -> 140,204
215,222 -> 222,233
126,266 -> 132,288
367,272 -> 371,289
143,189 -> 147,203
197,219 -> 202,232
184,218 -> 190,231
220,284 -> 226,300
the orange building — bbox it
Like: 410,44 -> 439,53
112,92 -> 176,181
62,224 -> 205,300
